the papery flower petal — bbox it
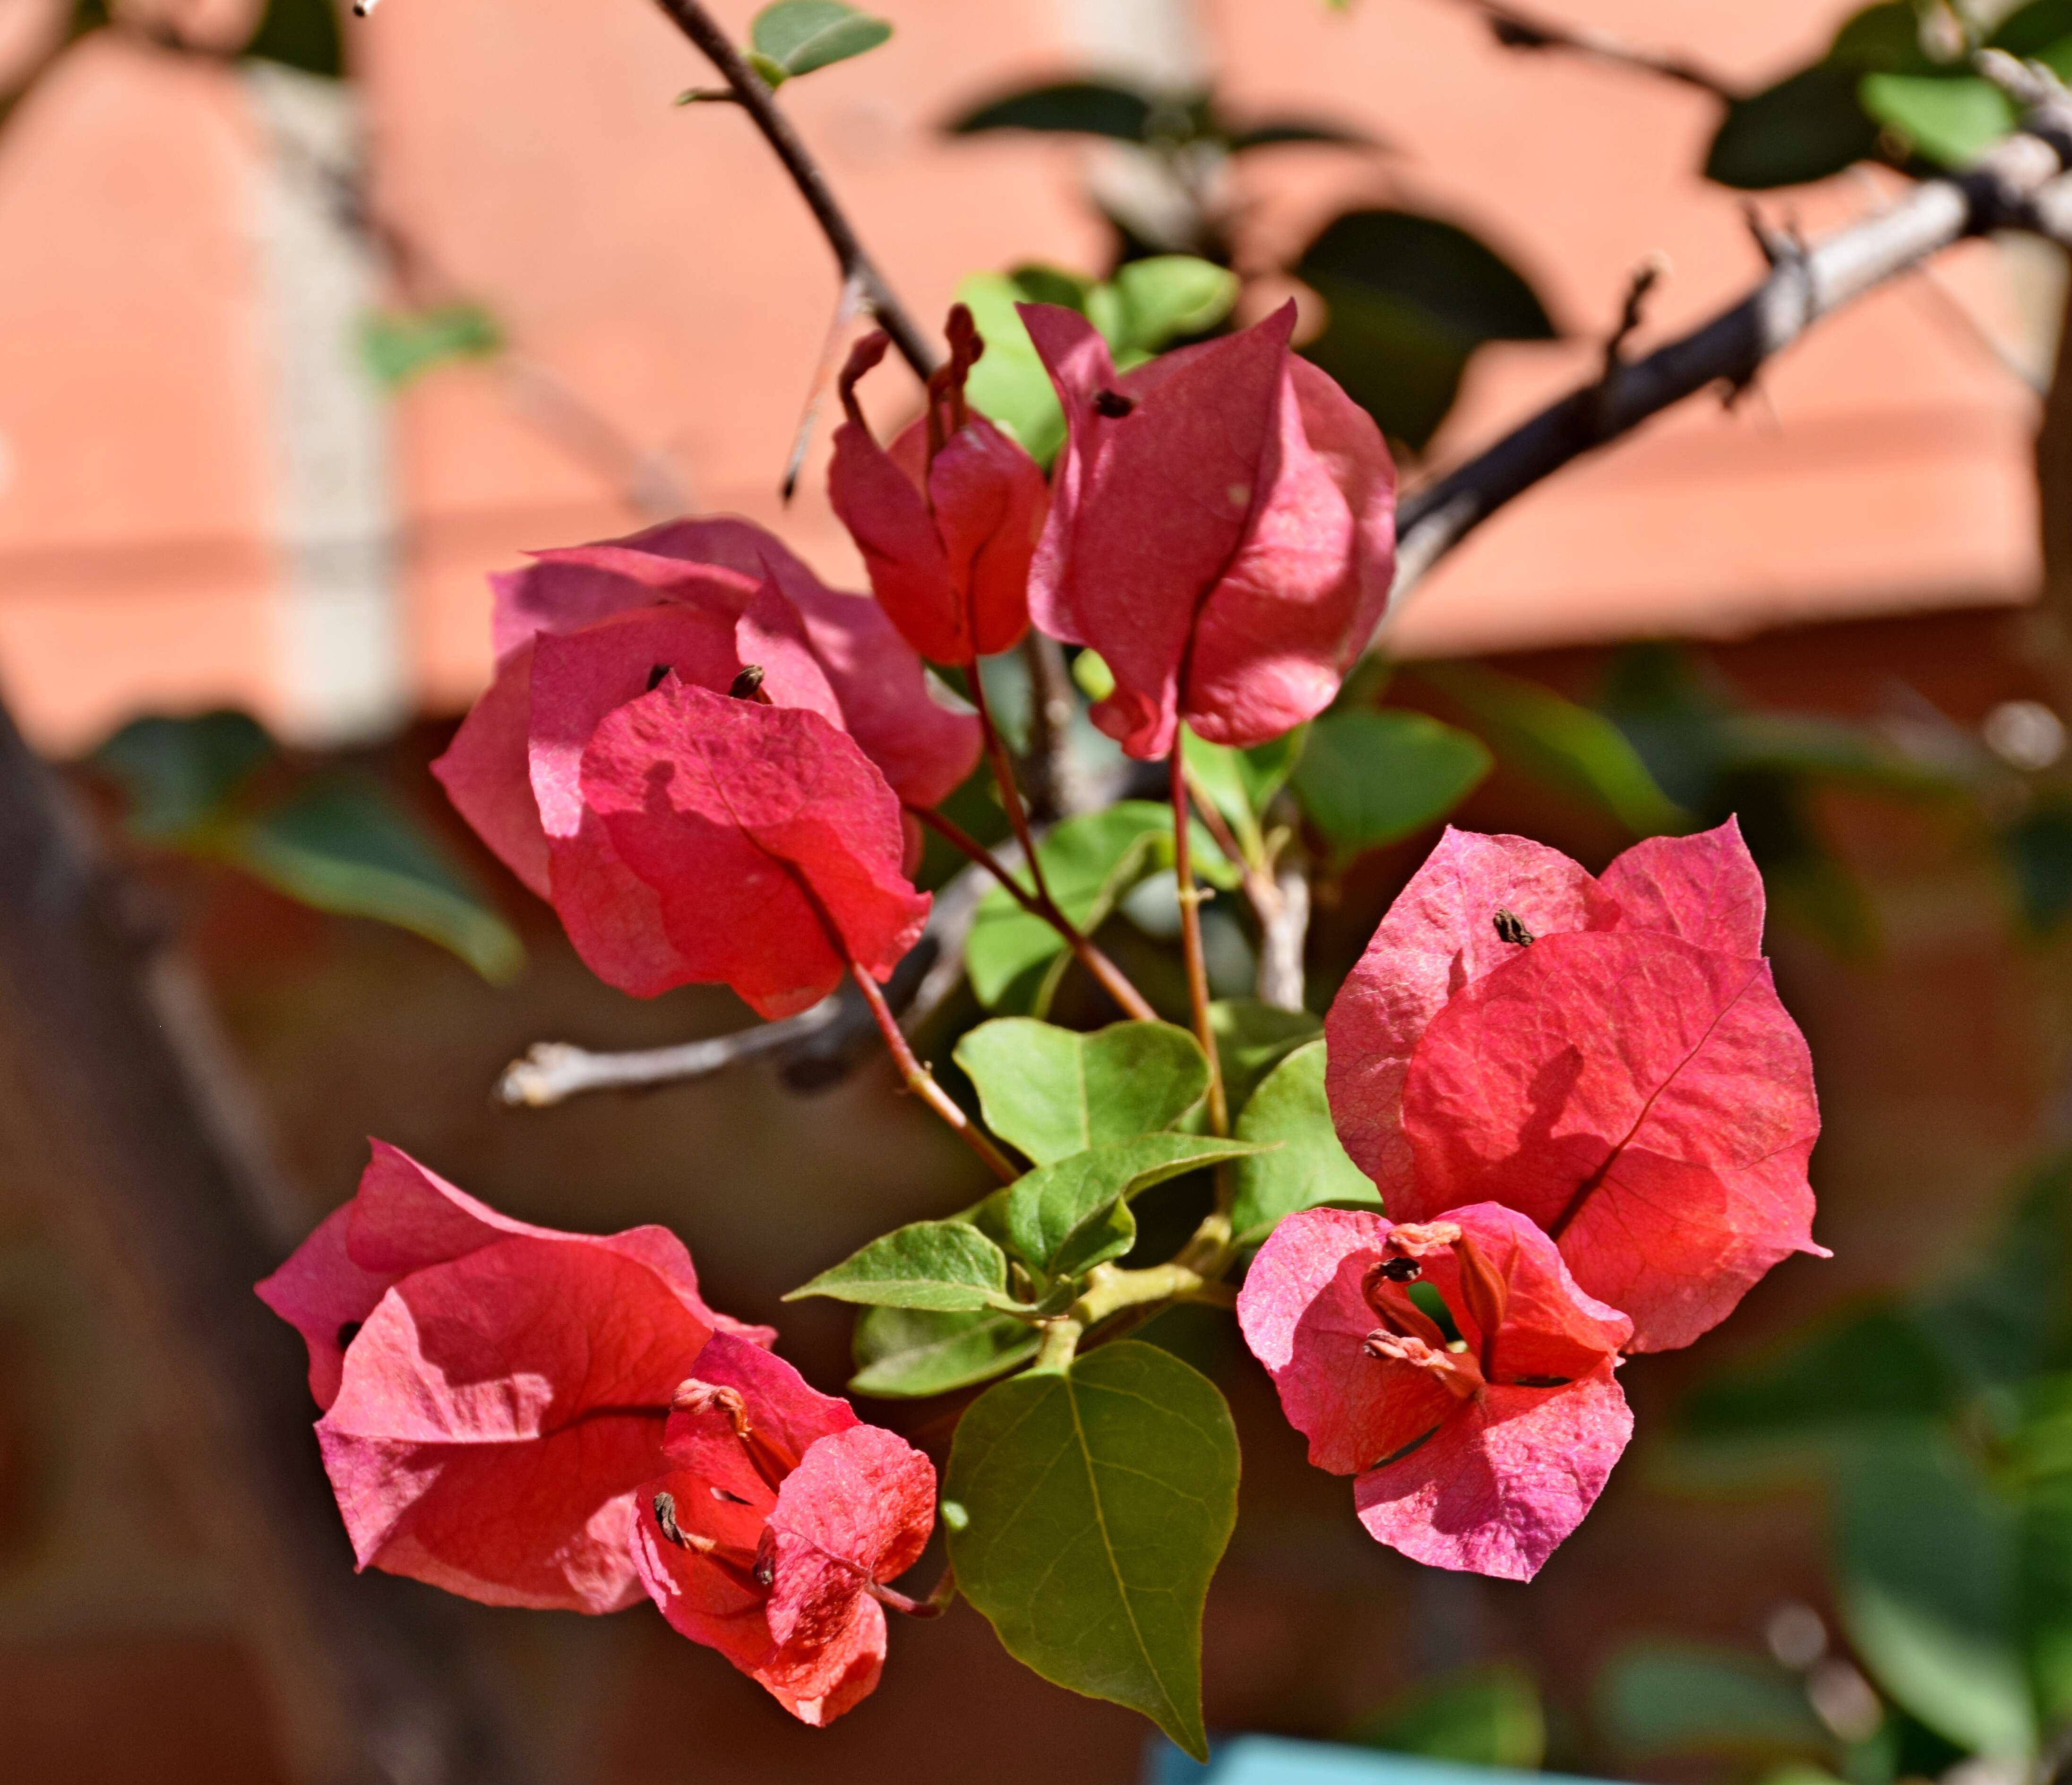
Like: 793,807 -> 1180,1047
254,1204 -> 393,1409
1024,300 -> 1394,757
920,417 -> 1045,659
490,545 -> 758,661
316,1233 -> 713,1612
430,639 -> 553,898
1399,931 -> 1823,1350
1352,1369 -> 1631,1582
576,681 -> 929,1016
829,415 -> 959,660
1602,815 -> 1766,956
1325,828 -> 1619,1202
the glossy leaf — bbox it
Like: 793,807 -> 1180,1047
1290,707 -> 1491,855
1229,1040 -> 1377,1247
946,80 -> 1155,141
848,1305 -> 1040,1399
954,1018 -> 1210,1167
1296,209 -> 1555,451
232,775 -> 525,984
747,0 -> 891,85
1004,1133 -> 1266,1278
361,304 -> 503,390
1597,1644 -> 1828,1756
1112,256 -> 1239,352
1418,661 -> 1688,836
1834,1432 -> 2035,1759
945,1340 -> 1239,1758
787,1219 -> 1025,1313
1210,999 -> 1322,1118
93,709 -> 276,840
1859,73 -> 2014,167
1348,1663 -> 1546,1767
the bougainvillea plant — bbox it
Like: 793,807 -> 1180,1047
258,277 -> 1825,1757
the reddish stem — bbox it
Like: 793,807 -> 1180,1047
845,958 -> 1017,1183
967,667 -> 1056,911
1170,751 -> 1229,1136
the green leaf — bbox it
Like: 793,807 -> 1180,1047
788,1219 -> 1025,1313
1229,1040 -> 1377,1247
1296,209 -> 1556,451
229,774 -> 525,983
1834,1432 -> 2036,1759
361,304 -> 503,390
957,269 -> 1075,463
1859,73 -> 2014,168
945,1340 -> 1239,1758
1111,257 -> 1239,355
1209,999 -> 1322,1117
1290,707 -> 1491,856
1417,661 -> 1689,836
242,0 -> 342,77
849,1305 -> 1040,1399
747,0 -> 891,84
1348,1663 -> 1546,1767
965,801 -> 1233,1012
1918,1151 -> 2072,1386
1705,64 -> 1884,189
2002,803 -> 2072,934
945,80 -> 1155,141
1181,725 -> 1303,861
93,710 -> 277,841
1004,1133 -> 1266,1278
954,1019 -> 1209,1168
1226,116 -> 1382,153
1596,1644 -> 1828,1756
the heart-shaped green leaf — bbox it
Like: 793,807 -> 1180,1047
1003,1133 -> 1267,1277
849,1305 -> 1041,1399
954,1018 -> 1209,1167
1229,1040 -> 1378,1247
748,0 -> 890,85
787,1220 -> 1025,1313
945,1340 -> 1239,1759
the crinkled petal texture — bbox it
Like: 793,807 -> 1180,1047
1023,300 -> 1394,757
1400,931 -> 1823,1351
256,1140 -> 765,1411
828,413 -> 1043,664
575,681 -> 929,1015
433,521 -> 978,900
1238,1204 -> 1631,1581
1324,819 -> 1820,1350
314,1232 -> 715,1613
630,1335 -> 935,1726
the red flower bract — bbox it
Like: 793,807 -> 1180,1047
256,1142 -> 767,1613
572,678 -> 930,1015
1238,1203 -> 1632,1581
432,516 -> 980,902
1022,300 -> 1395,758
828,313 -> 1047,664
1324,820 -> 1823,1351
632,1334 -> 936,1725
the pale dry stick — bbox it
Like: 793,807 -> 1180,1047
498,1000 -> 844,1106
781,271 -> 869,502
1178,763 -> 1310,1013
649,0 -> 940,381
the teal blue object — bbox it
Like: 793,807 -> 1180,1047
1149,1737 -> 1597,1785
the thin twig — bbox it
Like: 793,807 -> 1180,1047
650,0 -> 940,381
782,271 -> 869,502
1169,752 -> 1228,1136
845,960 -> 1017,1181
496,1000 -> 842,1107
1259,857 -> 1311,1013
1383,87 -> 2072,622
1442,0 -> 1739,100
968,666 -> 1056,908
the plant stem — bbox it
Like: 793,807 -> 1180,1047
967,665 -> 1055,909
906,806 -> 1161,1023
844,958 -> 1017,1182
1170,751 -> 1228,1135
649,0 -> 939,381
1032,1317 -> 1083,1373
868,1563 -> 957,1618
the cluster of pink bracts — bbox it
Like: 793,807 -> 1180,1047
255,300 -> 1824,1725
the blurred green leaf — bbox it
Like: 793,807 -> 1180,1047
1348,1663 -> 1545,1767
954,1018 -> 1209,1168
1920,1152 -> 2072,1387
1420,661 -> 1688,836
242,0 -> 343,77
1229,1040 -> 1377,1247
1290,707 -> 1491,856
361,304 -> 503,390
1706,64 -> 1885,189
946,1340 -> 1238,1759
747,0 -> 890,85
230,774 -> 525,983
1113,256 -> 1240,351
849,1305 -> 1040,1399
959,268 -> 1075,462
2002,803 -> 2072,934
946,80 -> 1155,141
93,710 -> 277,841
1597,1643 -> 1829,1756
789,1219 -> 1025,1313
1297,209 -> 1556,451
1209,999 -> 1322,1116
1859,73 -> 2014,168
2019,1471 -> 2072,1725
1834,1432 -> 2035,1759
1227,116 -> 1381,153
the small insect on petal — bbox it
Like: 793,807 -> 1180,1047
1492,908 -> 1535,946
1092,389 -> 1136,418
729,664 -> 766,700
